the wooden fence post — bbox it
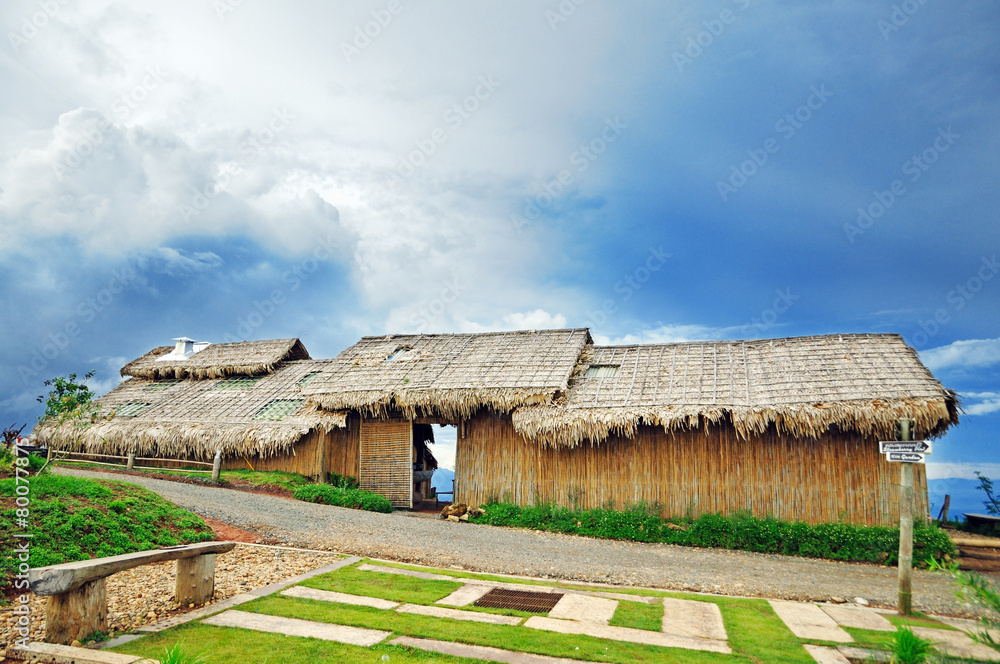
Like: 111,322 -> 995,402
898,417 -> 914,616
212,450 -> 222,483
126,451 -> 135,472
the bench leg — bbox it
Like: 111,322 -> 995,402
175,553 -> 216,605
45,578 -> 108,644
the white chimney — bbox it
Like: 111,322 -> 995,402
156,336 -> 209,362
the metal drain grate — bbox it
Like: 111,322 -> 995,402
473,588 -> 564,613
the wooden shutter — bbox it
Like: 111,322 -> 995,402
359,419 -> 413,508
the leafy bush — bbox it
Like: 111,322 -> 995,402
471,501 -> 955,566
292,484 -> 392,513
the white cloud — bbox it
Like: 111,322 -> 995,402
926,462 -> 1000,481
594,324 -> 722,346
921,338 -> 1000,372
962,392 -> 1000,416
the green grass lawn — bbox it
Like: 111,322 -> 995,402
114,560 -> 819,663
56,461 -> 315,493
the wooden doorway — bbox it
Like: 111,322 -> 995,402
359,419 -> 413,508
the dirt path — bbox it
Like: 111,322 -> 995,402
56,467 -> 983,616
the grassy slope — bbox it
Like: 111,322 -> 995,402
0,473 -> 215,590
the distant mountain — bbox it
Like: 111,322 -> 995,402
432,468 -> 455,499
928,478 -> 991,520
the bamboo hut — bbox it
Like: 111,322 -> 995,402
302,331 -> 958,525
32,337 -> 438,507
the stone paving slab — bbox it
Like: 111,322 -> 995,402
820,604 -> 895,632
804,644 -> 851,663
838,646 -> 890,662
249,555 -> 360,596
202,610 -> 390,646
437,584 -> 494,606
389,636 -> 604,663
281,584 -> 400,609
768,600 -> 853,643
398,603 -> 523,625
912,626 -> 1000,661
5,643 -> 158,664
568,588 -> 660,604
661,597 -> 727,641
134,593 -> 258,634
357,563 -> 456,581
523,616 -> 731,653
547,593 -> 618,625
939,615 -> 1000,642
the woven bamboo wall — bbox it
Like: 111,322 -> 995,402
456,414 -> 929,526
360,419 -> 412,508
220,422 -> 360,480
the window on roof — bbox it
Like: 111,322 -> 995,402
385,346 -> 411,361
585,365 -> 620,378
213,376 -> 260,389
143,380 -> 181,392
115,402 -> 151,417
296,372 -> 322,387
253,399 -> 304,421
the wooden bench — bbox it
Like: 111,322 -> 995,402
29,541 -> 236,644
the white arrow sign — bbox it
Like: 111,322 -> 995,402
880,441 -> 932,454
886,452 -> 926,464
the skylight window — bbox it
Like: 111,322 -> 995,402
115,402 -> 151,417
144,380 -> 181,392
585,365 -> 620,379
296,372 -> 322,387
213,376 -> 260,389
253,399 -> 304,421
385,346 -> 411,361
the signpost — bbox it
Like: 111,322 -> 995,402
884,418 -> 921,616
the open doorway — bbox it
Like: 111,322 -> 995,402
429,424 -> 457,507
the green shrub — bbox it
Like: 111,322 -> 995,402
292,484 -> 392,513
470,501 -> 955,566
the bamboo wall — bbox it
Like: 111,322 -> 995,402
221,418 -> 360,480
456,414 -> 929,526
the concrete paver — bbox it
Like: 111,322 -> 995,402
661,597 -> 727,641
397,603 -> 523,625
939,615 -> 1000,642
838,645 -> 890,662
202,610 -> 390,646
389,635 -> 604,663
357,563 -> 456,581
280,585 -> 400,609
547,594 -> 618,625
912,626 -> 1000,661
804,644 -> 852,663
768,600 -> 853,643
523,616 -> 731,653
437,584 -> 494,606
820,604 -> 895,632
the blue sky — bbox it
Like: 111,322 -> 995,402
1,1 -> 997,477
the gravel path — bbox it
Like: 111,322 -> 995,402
57,467 -> 982,617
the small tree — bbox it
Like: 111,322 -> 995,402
975,472 -> 1000,516
36,371 -> 101,473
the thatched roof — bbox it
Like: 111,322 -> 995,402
302,329 -> 593,420
121,338 -> 310,380
511,334 -> 959,447
35,359 -> 345,460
